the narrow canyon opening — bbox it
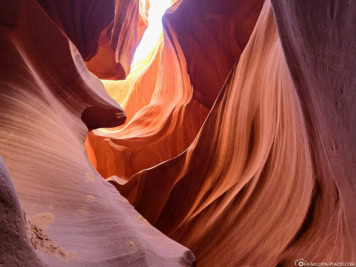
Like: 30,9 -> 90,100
1,0 -> 355,266
132,0 -> 172,66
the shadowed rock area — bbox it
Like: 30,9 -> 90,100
0,156 -> 43,266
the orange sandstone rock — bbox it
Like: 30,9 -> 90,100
0,0 -> 195,266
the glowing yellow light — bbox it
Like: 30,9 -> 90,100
132,0 -> 172,66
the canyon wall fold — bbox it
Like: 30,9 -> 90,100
87,15 -> 210,179
37,0 -> 147,80
271,0 -> 356,264
86,0 -> 265,180
110,0 -> 356,266
0,0 -> 195,266
1,0 -> 355,266
85,0 -> 144,80
166,0 -> 264,108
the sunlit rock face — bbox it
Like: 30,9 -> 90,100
1,0 -> 356,267
85,0 -> 264,180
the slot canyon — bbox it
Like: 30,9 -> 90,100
0,0 -> 355,266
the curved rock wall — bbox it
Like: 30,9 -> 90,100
0,0 -> 195,266
113,2 -> 316,265
1,0 -> 355,266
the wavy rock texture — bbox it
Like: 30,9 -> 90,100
167,0 -> 264,108
103,37 -> 163,127
0,0 -> 195,266
271,0 -> 356,264
109,0 -> 356,266
85,0 -> 144,80
1,0 -> 356,266
86,18 -> 210,179
85,0 -> 265,180
85,38 -> 163,170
